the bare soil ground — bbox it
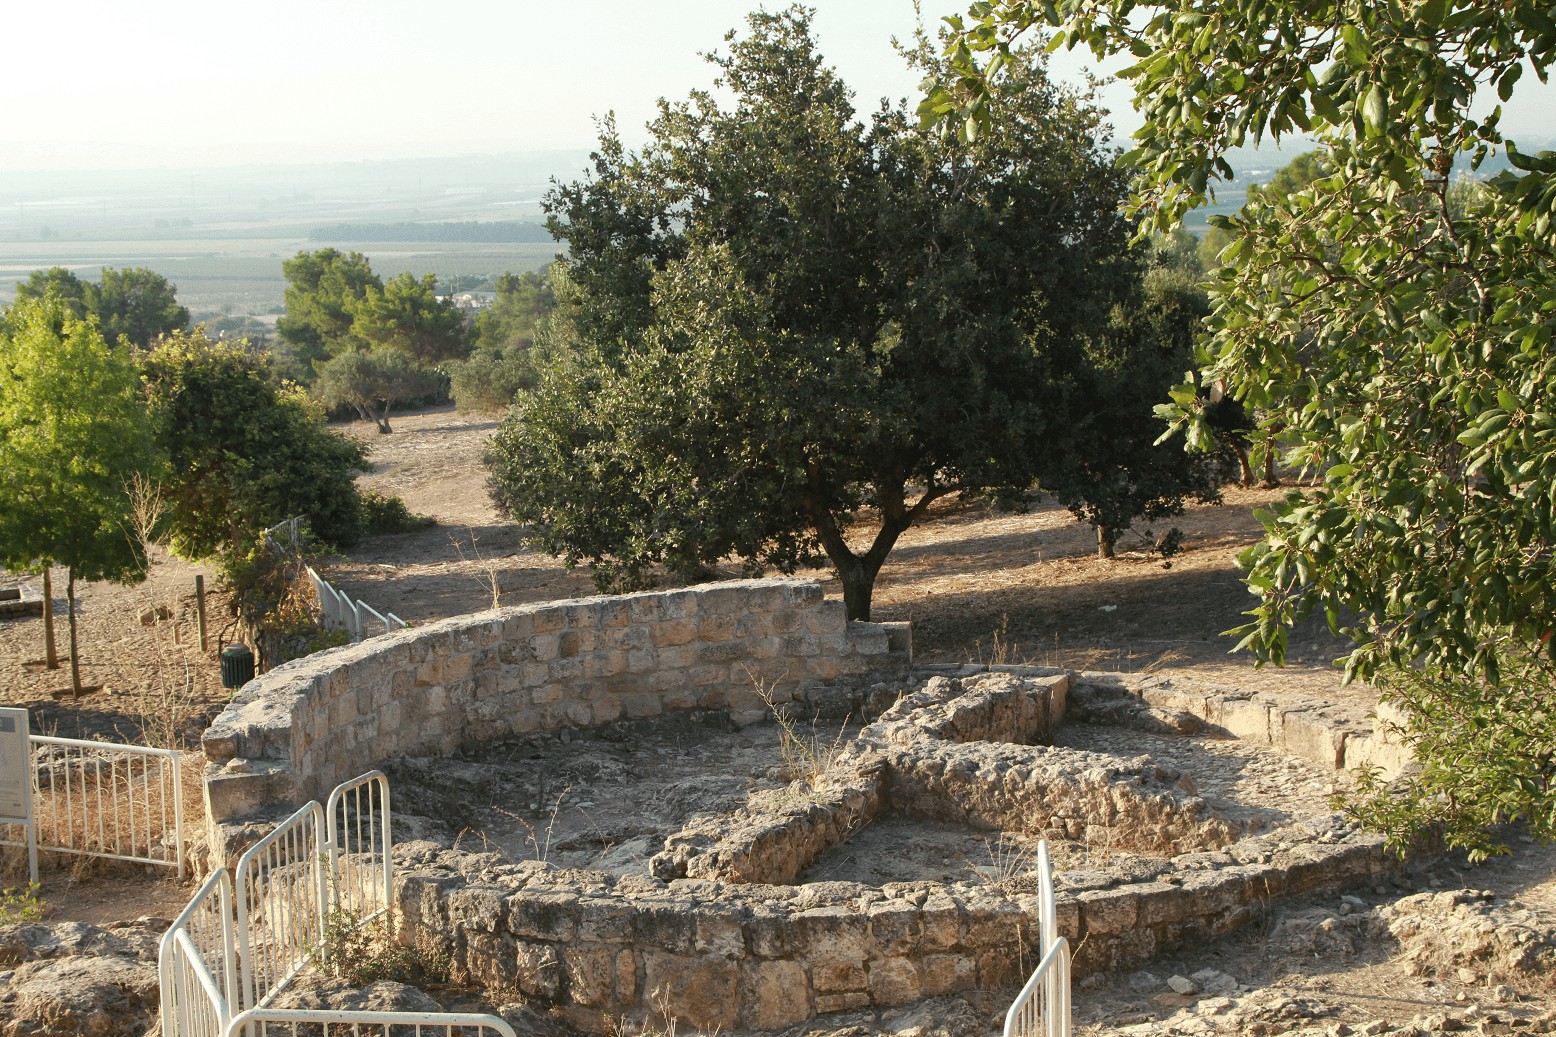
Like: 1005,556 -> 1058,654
2,403 -> 1553,1035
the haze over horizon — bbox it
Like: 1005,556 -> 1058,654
11,0 -> 1553,178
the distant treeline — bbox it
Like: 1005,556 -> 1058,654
308,221 -> 555,243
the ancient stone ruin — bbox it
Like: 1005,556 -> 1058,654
198,579 -> 1416,1032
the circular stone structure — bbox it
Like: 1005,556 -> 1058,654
200,581 -> 1417,1033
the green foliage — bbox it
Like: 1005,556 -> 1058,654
489,6 -> 1134,620
359,490 -> 433,536
473,269 -> 557,354
930,0 -> 1556,853
89,267 -> 191,348
276,249 -> 381,378
14,268 -> 89,320
1045,258 -> 1230,556
317,906 -> 449,988
1346,647 -> 1556,862
314,348 -> 442,434
0,296 -> 161,692
142,329 -> 370,556
447,345 -> 537,414
352,271 -> 470,364
14,266 -> 189,348
0,883 -> 46,925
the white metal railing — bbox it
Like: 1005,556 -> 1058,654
0,734 -> 185,880
1002,840 -> 1072,1037
160,869 -> 238,1037
235,801 -> 330,1010
225,1009 -> 518,1036
307,566 -> 406,642
326,771 -> 392,924
160,772 -> 513,1037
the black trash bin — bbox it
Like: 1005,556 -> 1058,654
220,644 -> 255,690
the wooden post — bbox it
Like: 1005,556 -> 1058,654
41,569 -> 58,670
196,574 -> 208,653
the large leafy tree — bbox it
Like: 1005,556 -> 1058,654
315,347 -> 442,433
14,265 -> 189,347
275,249 -> 382,378
929,0 -> 1556,855
88,267 -> 191,348
0,298 -> 161,694
141,329 -> 370,557
352,271 -> 470,364
487,6 -> 1135,620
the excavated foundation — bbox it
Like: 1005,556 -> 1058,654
386,670 -> 1408,1032
202,583 -> 1416,1032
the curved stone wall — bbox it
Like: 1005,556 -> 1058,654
200,579 -> 910,840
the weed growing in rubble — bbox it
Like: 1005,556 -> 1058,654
965,835 -> 1036,887
0,883 -> 46,925
315,905 -> 449,988
746,667 -> 850,787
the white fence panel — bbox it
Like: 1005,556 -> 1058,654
307,567 -> 406,644
235,802 -> 329,1011
159,869 -> 237,1037
225,1009 -> 519,1037
326,770 -> 392,925
1002,840 -> 1072,1037
0,735 -> 184,879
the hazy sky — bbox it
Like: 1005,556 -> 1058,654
4,0 -> 1551,173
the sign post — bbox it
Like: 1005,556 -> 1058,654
0,708 -> 35,883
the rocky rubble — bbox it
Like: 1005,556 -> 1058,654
0,918 -> 166,1037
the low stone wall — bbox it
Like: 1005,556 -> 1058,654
398,663 -> 1403,1033
200,579 -> 910,845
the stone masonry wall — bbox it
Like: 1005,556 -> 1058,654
200,579 -> 909,841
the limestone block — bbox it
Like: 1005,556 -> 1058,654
632,902 -> 699,954
806,603 -> 847,635
1078,888 -> 1139,935
1211,694 -> 1273,744
846,623 -> 891,656
532,608 -> 569,634
699,614 -> 738,643
443,653 -> 473,683
693,910 -> 745,958
651,619 -> 699,648
501,611 -> 537,641
772,610 -> 805,635
449,887 -> 506,933
515,941 -> 562,999
698,585 -> 751,617
584,651 -> 628,680
918,953 -> 977,996
562,945 -> 616,1007
506,892 -> 580,942
815,992 -> 871,1013
1279,706 -> 1347,769
918,896 -> 963,952
641,951 -> 738,1032
739,960 -> 812,1029
735,613 -> 773,638
591,699 -> 623,725
781,634 -> 821,659
577,897 -> 635,941
868,958 -> 922,1006
622,695 -> 663,719
1341,729 -> 1414,779
793,906 -> 872,965
810,961 -> 867,993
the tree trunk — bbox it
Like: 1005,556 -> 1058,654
41,568 -> 58,669
1231,440 -> 1254,487
375,400 -> 392,434
66,568 -> 82,697
835,555 -> 884,622
1097,524 -> 1117,560
1261,446 -> 1279,489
